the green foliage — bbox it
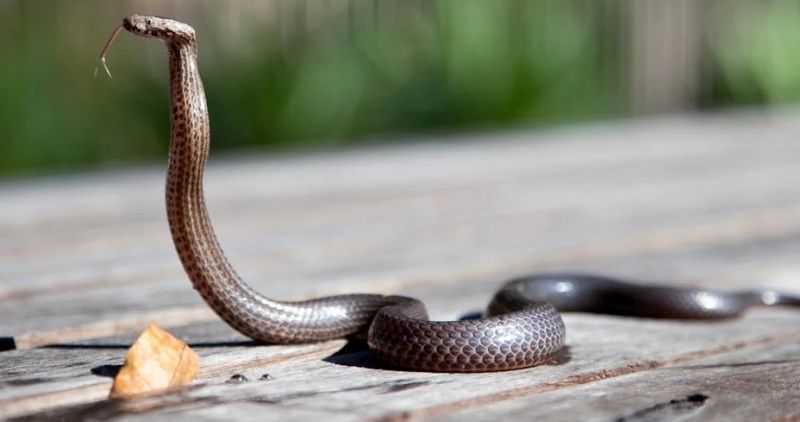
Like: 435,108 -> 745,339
710,0 -> 800,104
0,1 -> 795,176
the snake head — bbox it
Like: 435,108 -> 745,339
122,15 -> 195,43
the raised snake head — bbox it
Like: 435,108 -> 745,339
122,15 -> 195,43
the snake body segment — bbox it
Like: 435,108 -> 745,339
106,15 -> 800,372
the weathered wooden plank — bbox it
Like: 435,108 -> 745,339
6,225 -> 799,376
3,151 -> 797,291
2,112 -> 799,294
433,338 -> 800,421
3,113 -> 800,420
0,321 -> 248,402
4,111 -> 798,233
2,138 -> 798,348
3,116 -> 799,328
2,236 -> 798,419
0,320 -> 347,419
3,203 -> 798,348
4,186 -> 797,306
9,310 -> 798,421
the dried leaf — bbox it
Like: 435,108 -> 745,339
110,322 -> 199,398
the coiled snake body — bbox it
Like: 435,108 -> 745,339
99,15 -> 800,372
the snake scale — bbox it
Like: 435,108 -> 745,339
98,15 -> 800,372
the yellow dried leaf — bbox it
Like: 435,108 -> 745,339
110,322 -> 199,398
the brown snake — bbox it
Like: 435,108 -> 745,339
98,15 -> 800,372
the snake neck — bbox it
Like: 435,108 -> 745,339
164,40 -> 280,330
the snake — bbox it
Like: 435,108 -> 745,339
97,15 -> 800,373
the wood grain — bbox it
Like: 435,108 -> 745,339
2,241 -> 799,419
2,112 -> 800,420
433,338 -> 800,421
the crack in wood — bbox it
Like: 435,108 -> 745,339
678,359 -> 800,370
0,378 -> 50,387
246,379 -> 433,405
614,393 -> 709,422
381,381 -> 430,394
6,386 -> 210,422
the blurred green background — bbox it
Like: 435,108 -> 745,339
1,0 -> 798,178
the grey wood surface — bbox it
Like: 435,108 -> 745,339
1,111 -> 800,421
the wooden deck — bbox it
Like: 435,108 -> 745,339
2,111 -> 800,421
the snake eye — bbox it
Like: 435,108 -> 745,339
146,18 -> 153,26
